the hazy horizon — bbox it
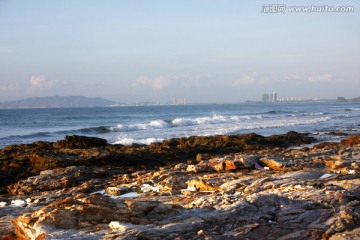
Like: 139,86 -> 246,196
1,0 -> 359,103
0,94 -> 355,106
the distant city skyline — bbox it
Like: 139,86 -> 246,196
0,0 -> 359,103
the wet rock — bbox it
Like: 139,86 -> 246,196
329,132 -> 348,136
54,135 -> 108,148
266,131 -> 316,147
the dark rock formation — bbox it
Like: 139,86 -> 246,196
53,135 -> 108,148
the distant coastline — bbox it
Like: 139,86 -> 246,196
0,95 -> 359,109
336,97 -> 360,103
0,96 -> 117,109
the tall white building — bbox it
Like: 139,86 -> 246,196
262,92 -> 278,102
272,92 -> 277,102
172,97 -> 186,105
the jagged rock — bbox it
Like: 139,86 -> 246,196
266,131 -> 315,147
341,135 -> 360,146
210,158 -> 242,172
186,161 -> 213,173
260,156 -> 292,170
12,194 -> 182,239
186,179 -> 217,192
313,141 -> 341,150
236,155 -> 261,168
54,135 -> 108,148
3,132 -> 360,239
0,132 -> 318,191
7,166 -> 110,195
105,187 -> 126,196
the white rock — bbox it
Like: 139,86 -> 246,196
141,184 -> 161,193
118,192 -> 139,198
319,173 -> 334,179
109,222 -> 132,231
40,170 -> 55,175
11,199 -> 26,207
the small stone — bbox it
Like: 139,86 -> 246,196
260,157 -> 291,170
105,187 -> 122,196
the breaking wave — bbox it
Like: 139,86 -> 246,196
107,114 -> 264,133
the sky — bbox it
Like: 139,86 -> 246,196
0,0 -> 359,103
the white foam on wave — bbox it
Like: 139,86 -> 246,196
234,116 -> 332,131
110,120 -> 169,132
109,114 -> 264,133
114,137 -> 164,145
178,116 -> 333,137
172,114 -> 262,127
110,116 -> 332,146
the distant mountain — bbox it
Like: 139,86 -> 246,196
337,97 -> 360,102
0,96 -> 117,109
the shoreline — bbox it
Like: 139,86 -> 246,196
1,132 -> 360,239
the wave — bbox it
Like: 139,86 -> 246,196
110,120 -> 169,132
0,113 -> 334,145
265,110 -> 327,117
77,126 -> 111,134
107,114 -> 263,132
266,110 -> 294,114
114,137 -> 164,145
225,116 -> 332,135
345,108 -> 360,111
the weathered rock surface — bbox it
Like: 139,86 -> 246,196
1,133 -> 360,239
0,132 -> 315,194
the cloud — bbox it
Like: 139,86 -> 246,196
284,75 -> 302,81
233,72 -> 270,86
133,76 -> 170,90
307,74 -> 345,84
0,83 -> 20,93
308,74 -> 333,82
29,75 -> 56,91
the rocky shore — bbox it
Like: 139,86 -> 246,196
0,132 -> 359,239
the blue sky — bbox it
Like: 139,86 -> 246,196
0,0 -> 359,103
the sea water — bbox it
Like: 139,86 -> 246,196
0,101 -> 359,149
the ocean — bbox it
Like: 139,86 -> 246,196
0,101 -> 359,149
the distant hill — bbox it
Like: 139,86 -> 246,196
337,97 -> 360,102
0,96 -> 117,109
